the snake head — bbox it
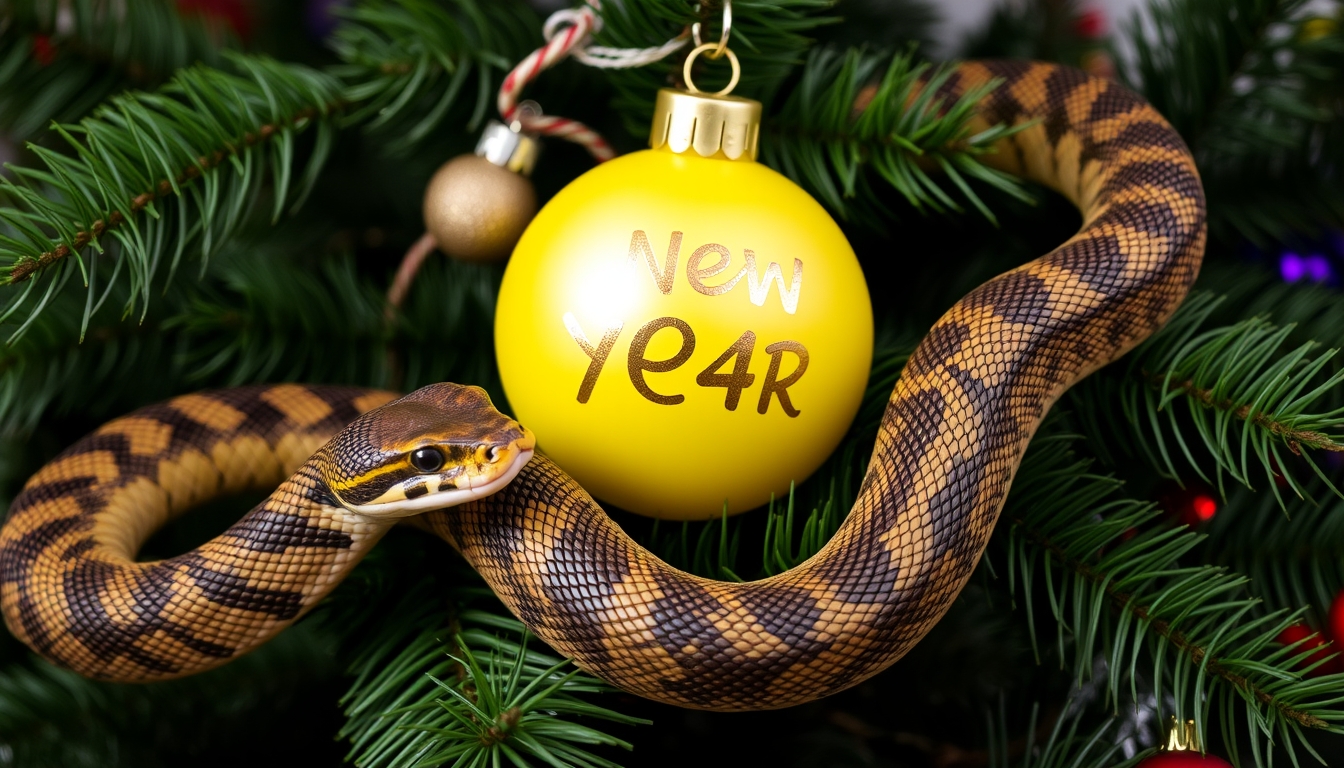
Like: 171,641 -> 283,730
320,383 -> 535,518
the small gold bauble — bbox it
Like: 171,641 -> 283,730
422,155 -> 537,262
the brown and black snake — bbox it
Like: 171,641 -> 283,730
0,62 -> 1205,711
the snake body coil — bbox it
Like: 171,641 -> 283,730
0,62 -> 1204,710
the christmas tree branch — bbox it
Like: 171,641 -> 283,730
1197,261 -> 1344,349
328,0 -> 537,153
984,700 -> 1133,768
0,52 -> 342,339
0,234 -> 502,436
0,0 -> 224,141
1125,0 -> 1344,244
1000,430 -> 1344,761
1007,493 -> 1325,730
1202,480 -> 1344,624
7,104 -> 322,285
1141,371 -> 1344,453
330,574 -> 646,768
762,47 -> 1034,227
593,0 -> 837,139
1071,292 -> 1344,504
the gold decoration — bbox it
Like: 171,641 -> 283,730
422,154 -> 537,263
649,87 -> 760,161
495,78 -> 872,519
1165,717 -> 1202,752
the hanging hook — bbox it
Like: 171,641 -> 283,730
682,43 -> 741,96
690,0 -> 732,59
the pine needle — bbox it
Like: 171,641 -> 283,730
762,47 -> 1034,227
1072,292 -> 1344,504
0,53 -> 343,338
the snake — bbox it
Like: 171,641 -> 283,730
0,62 -> 1204,711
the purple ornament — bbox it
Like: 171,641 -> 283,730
1279,251 -> 1336,284
1280,252 -> 1305,282
1305,254 -> 1333,282
1324,450 -> 1344,474
306,0 -> 350,40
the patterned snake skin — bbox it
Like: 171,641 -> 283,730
0,62 -> 1204,710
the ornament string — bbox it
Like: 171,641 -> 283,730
385,232 -> 437,322
495,0 -> 732,162
388,2 -> 726,329
497,3 -> 617,162
497,0 -> 700,163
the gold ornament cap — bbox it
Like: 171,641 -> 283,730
649,88 -> 761,162
1164,717 -> 1202,752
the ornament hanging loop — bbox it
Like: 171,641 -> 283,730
683,43 -> 741,96
691,0 -> 732,59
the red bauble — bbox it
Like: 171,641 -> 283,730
1157,482 -> 1219,527
1277,622 -> 1340,676
1073,8 -> 1107,39
1330,590 -> 1344,647
1143,718 -> 1233,767
31,34 -> 55,66
176,0 -> 253,40
1136,753 -> 1232,767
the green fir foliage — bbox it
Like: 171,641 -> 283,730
0,53 -> 342,337
328,0 -> 537,153
1197,260 -> 1344,348
591,0 -> 837,137
763,46 -> 1034,226
1203,479 -> 1344,623
332,573 -> 646,768
999,429 -> 1344,766
983,701 -> 1134,768
1,0 -> 1344,765
1071,292 -> 1344,504
0,0 -> 224,141
0,236 -> 500,435
1124,0 -> 1344,244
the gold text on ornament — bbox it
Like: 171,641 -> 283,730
628,230 -> 803,313
563,314 -> 808,416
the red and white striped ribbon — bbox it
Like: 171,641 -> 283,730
498,3 -> 614,161
497,1 -> 689,163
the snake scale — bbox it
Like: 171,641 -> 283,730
0,62 -> 1204,711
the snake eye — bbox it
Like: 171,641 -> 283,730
410,447 -> 446,473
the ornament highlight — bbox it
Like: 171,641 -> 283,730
496,80 -> 873,520
423,121 -> 539,262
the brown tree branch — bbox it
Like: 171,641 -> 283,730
1140,369 -> 1344,455
1009,519 -> 1329,730
6,106 -> 323,286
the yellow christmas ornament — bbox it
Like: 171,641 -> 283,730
495,44 -> 874,520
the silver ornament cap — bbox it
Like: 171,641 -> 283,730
476,120 -> 540,176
